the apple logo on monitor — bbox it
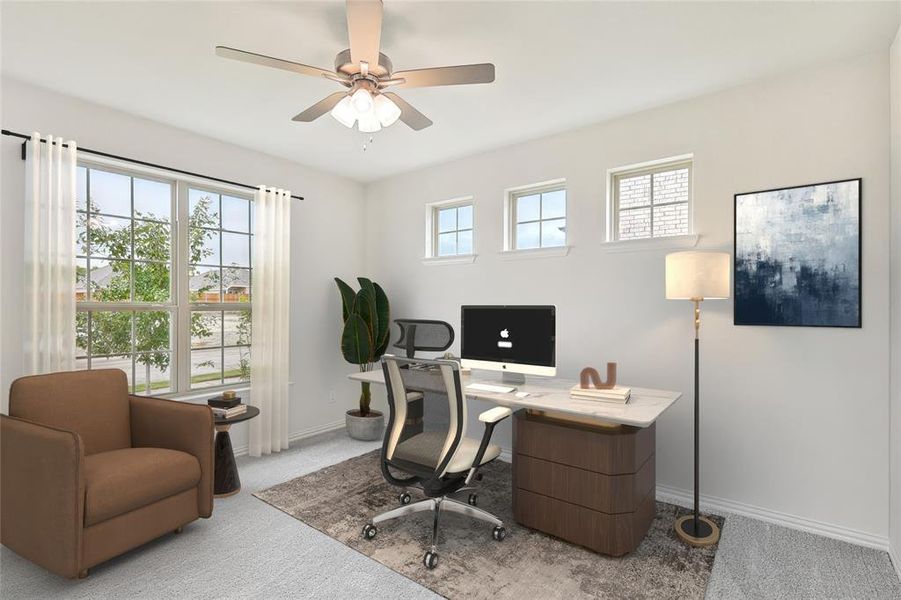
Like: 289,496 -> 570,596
500,328 -> 510,339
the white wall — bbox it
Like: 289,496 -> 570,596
889,24 -> 901,578
0,78 -> 366,450
364,52 -> 892,546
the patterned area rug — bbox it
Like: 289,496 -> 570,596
255,450 -> 723,600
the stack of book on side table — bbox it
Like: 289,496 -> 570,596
208,394 -> 247,419
569,385 -> 632,404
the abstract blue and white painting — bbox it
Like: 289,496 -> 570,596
734,179 -> 860,327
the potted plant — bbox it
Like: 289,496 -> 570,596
334,277 -> 391,441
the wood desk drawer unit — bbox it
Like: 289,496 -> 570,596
512,410 -> 656,556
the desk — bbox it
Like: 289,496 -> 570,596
350,370 -> 679,427
350,369 -> 681,555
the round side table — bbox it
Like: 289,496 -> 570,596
213,405 -> 260,498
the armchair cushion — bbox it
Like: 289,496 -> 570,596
129,395 -> 214,518
9,369 -> 131,455
84,448 -> 201,527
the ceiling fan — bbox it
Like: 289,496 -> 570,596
216,0 -> 495,133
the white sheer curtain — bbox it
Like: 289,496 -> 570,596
249,186 -> 292,456
24,133 -> 78,374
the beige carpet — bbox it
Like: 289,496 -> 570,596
255,450 -> 723,599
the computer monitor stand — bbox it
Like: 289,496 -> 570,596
502,371 -> 526,386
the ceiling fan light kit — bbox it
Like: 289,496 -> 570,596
216,0 -> 496,134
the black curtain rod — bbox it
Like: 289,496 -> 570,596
1,129 -> 304,201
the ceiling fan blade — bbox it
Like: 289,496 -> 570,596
390,63 -> 495,88
216,46 -> 335,79
292,92 -> 348,122
346,0 -> 383,68
382,93 -> 433,130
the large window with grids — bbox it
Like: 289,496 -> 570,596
75,163 -> 252,395
610,159 -> 692,241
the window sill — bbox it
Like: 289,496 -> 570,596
600,234 -> 699,253
422,254 -> 477,266
499,246 -> 571,260
157,383 -> 251,403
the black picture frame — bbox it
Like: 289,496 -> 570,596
733,178 -> 862,328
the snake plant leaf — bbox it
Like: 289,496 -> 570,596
340,312 -> 372,365
373,282 -> 391,356
334,278 -> 357,322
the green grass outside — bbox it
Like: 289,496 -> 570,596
130,368 -> 249,394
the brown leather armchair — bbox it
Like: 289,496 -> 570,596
1,369 -> 213,578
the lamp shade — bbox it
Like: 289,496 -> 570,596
374,93 -> 401,127
665,251 -> 731,300
330,96 -> 356,128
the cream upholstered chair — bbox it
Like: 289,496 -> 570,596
361,355 -> 511,569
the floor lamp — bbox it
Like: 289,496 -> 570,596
665,251 -> 730,547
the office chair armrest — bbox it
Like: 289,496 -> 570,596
465,407 -> 513,483
479,406 -> 512,423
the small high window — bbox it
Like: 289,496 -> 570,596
610,158 -> 692,241
426,198 -> 474,258
507,182 -> 566,250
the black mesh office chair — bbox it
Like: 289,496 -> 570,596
361,355 -> 511,569
392,319 -> 454,358
391,319 -> 455,439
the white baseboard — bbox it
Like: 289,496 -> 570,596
890,542 -> 901,583
656,483 -> 890,552
231,419 -> 346,458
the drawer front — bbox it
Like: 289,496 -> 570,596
514,453 -> 655,513
512,488 -> 656,556
513,410 -> 655,474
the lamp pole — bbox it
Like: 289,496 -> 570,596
693,298 -> 700,535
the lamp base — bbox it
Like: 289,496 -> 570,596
675,515 -> 720,547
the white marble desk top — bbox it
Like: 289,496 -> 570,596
349,369 -> 681,428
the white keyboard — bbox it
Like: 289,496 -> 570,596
466,383 -> 517,394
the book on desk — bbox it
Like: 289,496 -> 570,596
569,385 -> 631,404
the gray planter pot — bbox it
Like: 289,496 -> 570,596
345,410 -> 384,441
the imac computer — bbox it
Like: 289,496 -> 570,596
460,305 -> 556,386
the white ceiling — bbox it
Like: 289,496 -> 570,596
2,1 -> 898,182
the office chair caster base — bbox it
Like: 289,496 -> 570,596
399,492 -> 412,505
423,550 -> 439,569
492,526 -> 507,541
362,523 -> 378,540
467,493 -> 478,506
